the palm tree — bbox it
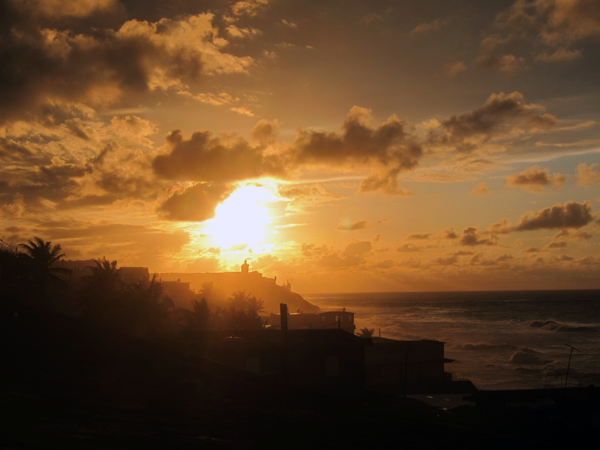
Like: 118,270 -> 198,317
357,327 -> 375,338
79,258 -> 122,321
18,237 -> 72,301
123,274 -> 175,337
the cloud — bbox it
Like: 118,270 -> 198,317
0,8 -> 253,124
553,229 -> 593,241
577,162 -> 600,186
230,106 -> 255,117
469,253 -> 498,266
492,201 -> 595,234
153,106 -> 423,196
231,0 -> 270,17
443,61 -> 466,77
460,227 -> 497,246
0,193 -> 26,219
301,243 -> 328,258
336,220 -> 368,231
318,240 -> 371,269
226,25 -> 261,39
506,165 -> 565,192
470,182 -> 491,196
405,233 -> 430,240
411,18 -> 446,34
514,201 -> 594,231
343,240 -> 372,257
291,106 -> 422,195
442,227 -> 458,239
377,217 -> 391,224
535,47 -> 582,62
372,259 -> 394,269
430,92 -> 557,153
544,241 -> 568,250
153,129 -> 285,183
158,183 -> 234,222
495,0 -> 600,46
431,254 -> 458,265
396,243 -> 420,252
475,54 -> 525,74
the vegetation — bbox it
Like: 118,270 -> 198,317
1,236 -> 274,341
358,327 -> 375,338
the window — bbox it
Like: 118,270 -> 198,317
321,315 -> 325,322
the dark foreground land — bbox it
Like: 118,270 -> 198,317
1,302 -> 596,449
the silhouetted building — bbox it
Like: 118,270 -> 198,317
160,279 -> 194,304
201,329 -> 367,398
364,337 -> 470,394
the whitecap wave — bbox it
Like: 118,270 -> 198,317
528,319 -> 596,332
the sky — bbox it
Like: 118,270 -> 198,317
1,0 -> 600,292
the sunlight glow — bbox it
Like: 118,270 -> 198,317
204,186 -> 275,249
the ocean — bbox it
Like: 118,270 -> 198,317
303,290 -> 600,391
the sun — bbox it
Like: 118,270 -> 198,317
203,186 -> 275,249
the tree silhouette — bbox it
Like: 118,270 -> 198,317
123,274 -> 175,338
357,327 -> 375,338
178,298 -> 213,331
18,237 -> 72,307
79,258 -> 122,322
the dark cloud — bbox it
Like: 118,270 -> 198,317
459,227 -> 497,246
545,241 -> 568,250
0,4 -> 248,124
553,229 -> 593,241
495,0 -> 600,45
158,183 -> 234,222
154,106 -> 423,195
522,246 -> 540,253
475,54 -> 524,74
336,220 -> 368,231
430,254 -> 458,265
291,107 -> 422,195
506,165 -> 565,192
430,92 -> 557,153
442,227 -> 458,239
514,201 -> 594,231
153,129 -> 285,183
489,201 -> 595,234
469,253 -> 498,266
405,233 -> 430,240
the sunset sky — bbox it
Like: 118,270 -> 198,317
1,0 -> 600,292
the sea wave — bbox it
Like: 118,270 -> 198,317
528,319 -> 596,332
452,343 -> 518,352
509,351 -> 553,365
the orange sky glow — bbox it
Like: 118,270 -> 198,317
1,0 -> 600,292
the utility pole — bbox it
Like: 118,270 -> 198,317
564,344 -> 581,388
